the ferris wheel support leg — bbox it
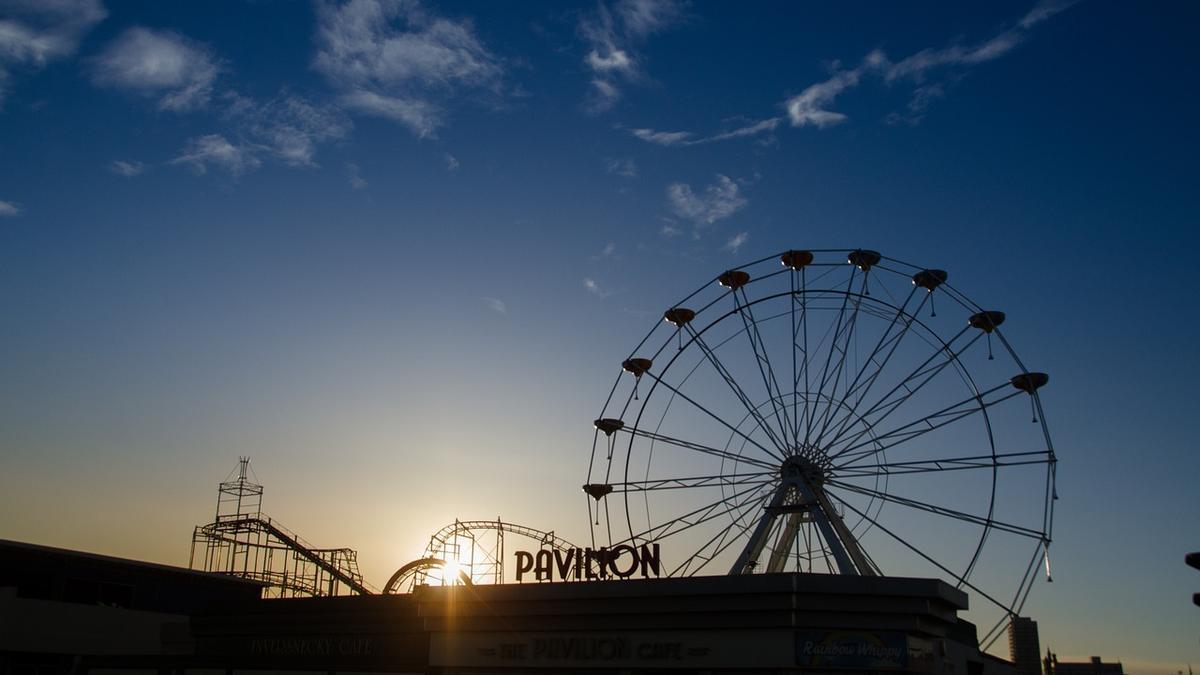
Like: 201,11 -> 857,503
793,479 -> 861,576
729,472 -> 875,576
729,483 -> 790,574
766,512 -> 804,573
805,482 -> 877,576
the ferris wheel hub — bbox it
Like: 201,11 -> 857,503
780,454 -> 826,486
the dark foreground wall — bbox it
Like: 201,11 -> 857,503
418,573 -> 967,672
0,538 -> 262,674
188,573 -> 987,674
2,539 -> 1012,675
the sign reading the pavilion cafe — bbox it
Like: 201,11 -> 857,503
514,544 -> 661,582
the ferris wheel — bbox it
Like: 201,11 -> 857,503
583,249 -> 1057,647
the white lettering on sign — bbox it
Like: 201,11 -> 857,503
800,641 -> 905,661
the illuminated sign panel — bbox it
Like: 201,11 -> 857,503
513,544 -> 661,581
794,631 -> 911,670
430,629 -> 795,668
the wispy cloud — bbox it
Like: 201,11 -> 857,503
666,174 -> 747,230
706,117 -> 782,142
483,297 -> 507,314
1019,0 -> 1079,29
625,1 -> 1076,141
87,22 -> 347,175
341,90 -> 441,137
0,0 -> 106,106
605,157 -> 638,178
586,48 -> 632,74
724,230 -> 749,253
0,199 -> 21,216
314,0 -> 505,138
444,153 -> 459,171
346,162 -> 367,189
587,78 -> 620,112
592,242 -> 617,260
784,54 -> 881,129
170,134 -> 260,176
631,127 -> 693,146
164,93 -> 349,177
236,94 -> 351,167
886,83 -> 945,126
90,27 -> 220,111
619,0 -> 684,37
583,277 -> 614,298
630,117 -> 781,146
885,1 -> 1079,83
109,159 -> 145,177
579,0 -> 684,113
785,1 -> 1078,128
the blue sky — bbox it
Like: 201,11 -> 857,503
1,0 -> 1198,671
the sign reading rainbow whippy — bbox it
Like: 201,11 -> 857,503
514,544 -> 661,582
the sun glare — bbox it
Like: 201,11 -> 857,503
440,558 -> 463,585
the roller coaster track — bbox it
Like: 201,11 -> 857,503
194,516 -> 370,595
383,519 -> 579,594
427,520 -> 578,553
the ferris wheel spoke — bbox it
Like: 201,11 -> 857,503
830,383 -> 1019,465
790,269 -> 808,447
811,290 -> 868,445
818,290 -> 925,449
831,450 -> 1053,477
822,328 -> 982,452
823,327 -> 976,452
673,488 -> 773,577
824,479 -> 1044,540
685,326 -> 790,453
825,491 -> 1017,614
978,545 -> 1047,651
733,289 -> 795,447
621,480 -> 776,547
839,290 -> 922,406
797,292 -> 844,443
706,491 -> 776,573
805,270 -> 858,448
835,379 -> 1010,457
933,279 -> 990,318
611,471 -> 775,493
625,427 -> 778,470
639,372 -> 787,463
830,385 -> 1018,466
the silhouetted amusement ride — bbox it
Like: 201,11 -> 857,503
186,249 -> 1058,650
583,248 -> 1057,647
2,248 -> 1065,673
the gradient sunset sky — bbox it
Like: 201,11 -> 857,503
1,0 -> 1198,672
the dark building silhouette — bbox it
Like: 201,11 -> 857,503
1045,653 -> 1125,675
0,538 -> 263,674
1009,616 -> 1043,675
3,538 -> 1020,675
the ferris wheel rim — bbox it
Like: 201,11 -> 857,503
617,284 -> 1002,583
586,248 -> 1056,644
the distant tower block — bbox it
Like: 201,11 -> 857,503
1009,616 -> 1043,675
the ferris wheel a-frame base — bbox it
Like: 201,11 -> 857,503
729,454 -> 878,576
